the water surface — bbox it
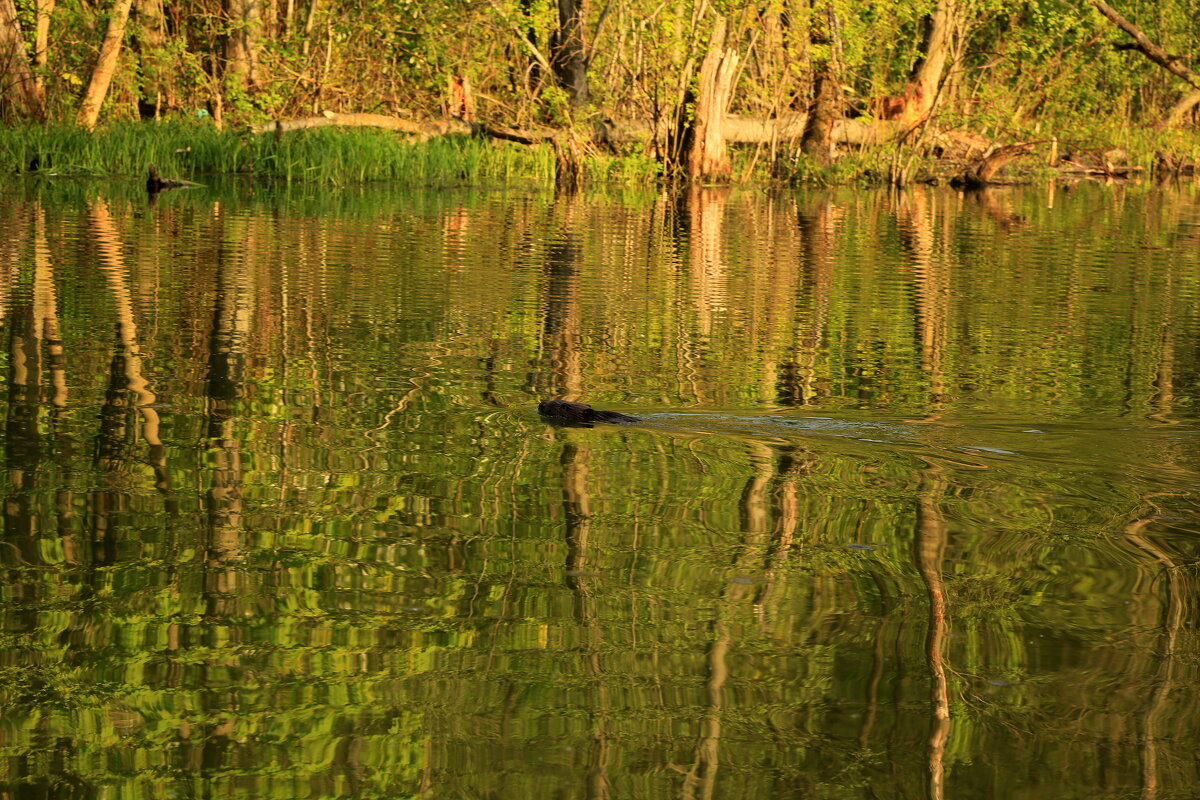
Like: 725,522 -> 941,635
0,179 -> 1198,799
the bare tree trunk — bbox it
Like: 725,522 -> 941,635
550,0 -> 589,106
800,3 -> 840,165
133,0 -> 169,117
33,0 -> 53,76
781,0 -> 812,107
801,67 -> 838,165
686,16 -> 739,181
883,0 -> 954,126
301,0 -> 318,55
225,0 -> 263,92
1162,89 -> 1200,128
446,73 -> 475,121
0,0 -> 46,118
909,1 -> 953,114
76,0 -> 135,130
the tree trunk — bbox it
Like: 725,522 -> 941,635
0,0 -> 46,118
1162,89 -> 1200,128
800,3 -> 840,165
133,0 -> 169,117
801,66 -> 839,165
884,0 -> 953,126
686,16 -> 739,181
33,0 -> 53,76
514,0 -> 543,96
301,0 -> 318,55
76,0 -> 134,130
447,72 -> 475,121
550,0 -> 588,106
225,0 -> 263,92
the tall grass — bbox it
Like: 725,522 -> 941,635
0,119 -> 565,186
9,117 -> 1184,189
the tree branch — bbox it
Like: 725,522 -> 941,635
1090,0 -> 1200,88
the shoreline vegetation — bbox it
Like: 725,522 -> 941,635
1,0 -> 1198,187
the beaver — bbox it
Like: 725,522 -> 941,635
537,399 -> 640,425
146,164 -> 186,194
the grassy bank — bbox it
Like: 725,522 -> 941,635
1,118 -> 1194,188
0,120 -> 571,186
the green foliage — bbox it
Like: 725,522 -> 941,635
4,0 -> 1198,185
585,148 -> 662,182
776,148 -> 891,186
0,121 -> 568,185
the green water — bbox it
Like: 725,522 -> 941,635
0,179 -> 1198,799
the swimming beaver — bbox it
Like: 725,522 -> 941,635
146,164 -> 186,194
537,399 -> 640,424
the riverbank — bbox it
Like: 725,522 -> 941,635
1,119 -> 1195,188
0,120 -> 661,187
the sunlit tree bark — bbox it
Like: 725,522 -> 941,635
301,0 -> 319,55
550,0 -> 589,105
883,0 -> 954,127
800,2 -> 840,165
33,0 -> 53,76
686,15 -> 739,181
76,0 -> 135,130
1162,89 -> 1200,128
225,0 -> 264,91
0,0 -> 46,118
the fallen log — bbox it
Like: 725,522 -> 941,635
251,109 -> 905,149
250,110 -> 571,146
250,109 -> 1156,184
608,113 -> 901,146
251,110 -> 475,138
955,142 -> 1038,187
1058,162 -> 1144,178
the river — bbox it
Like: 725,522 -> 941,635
0,178 -> 1197,799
